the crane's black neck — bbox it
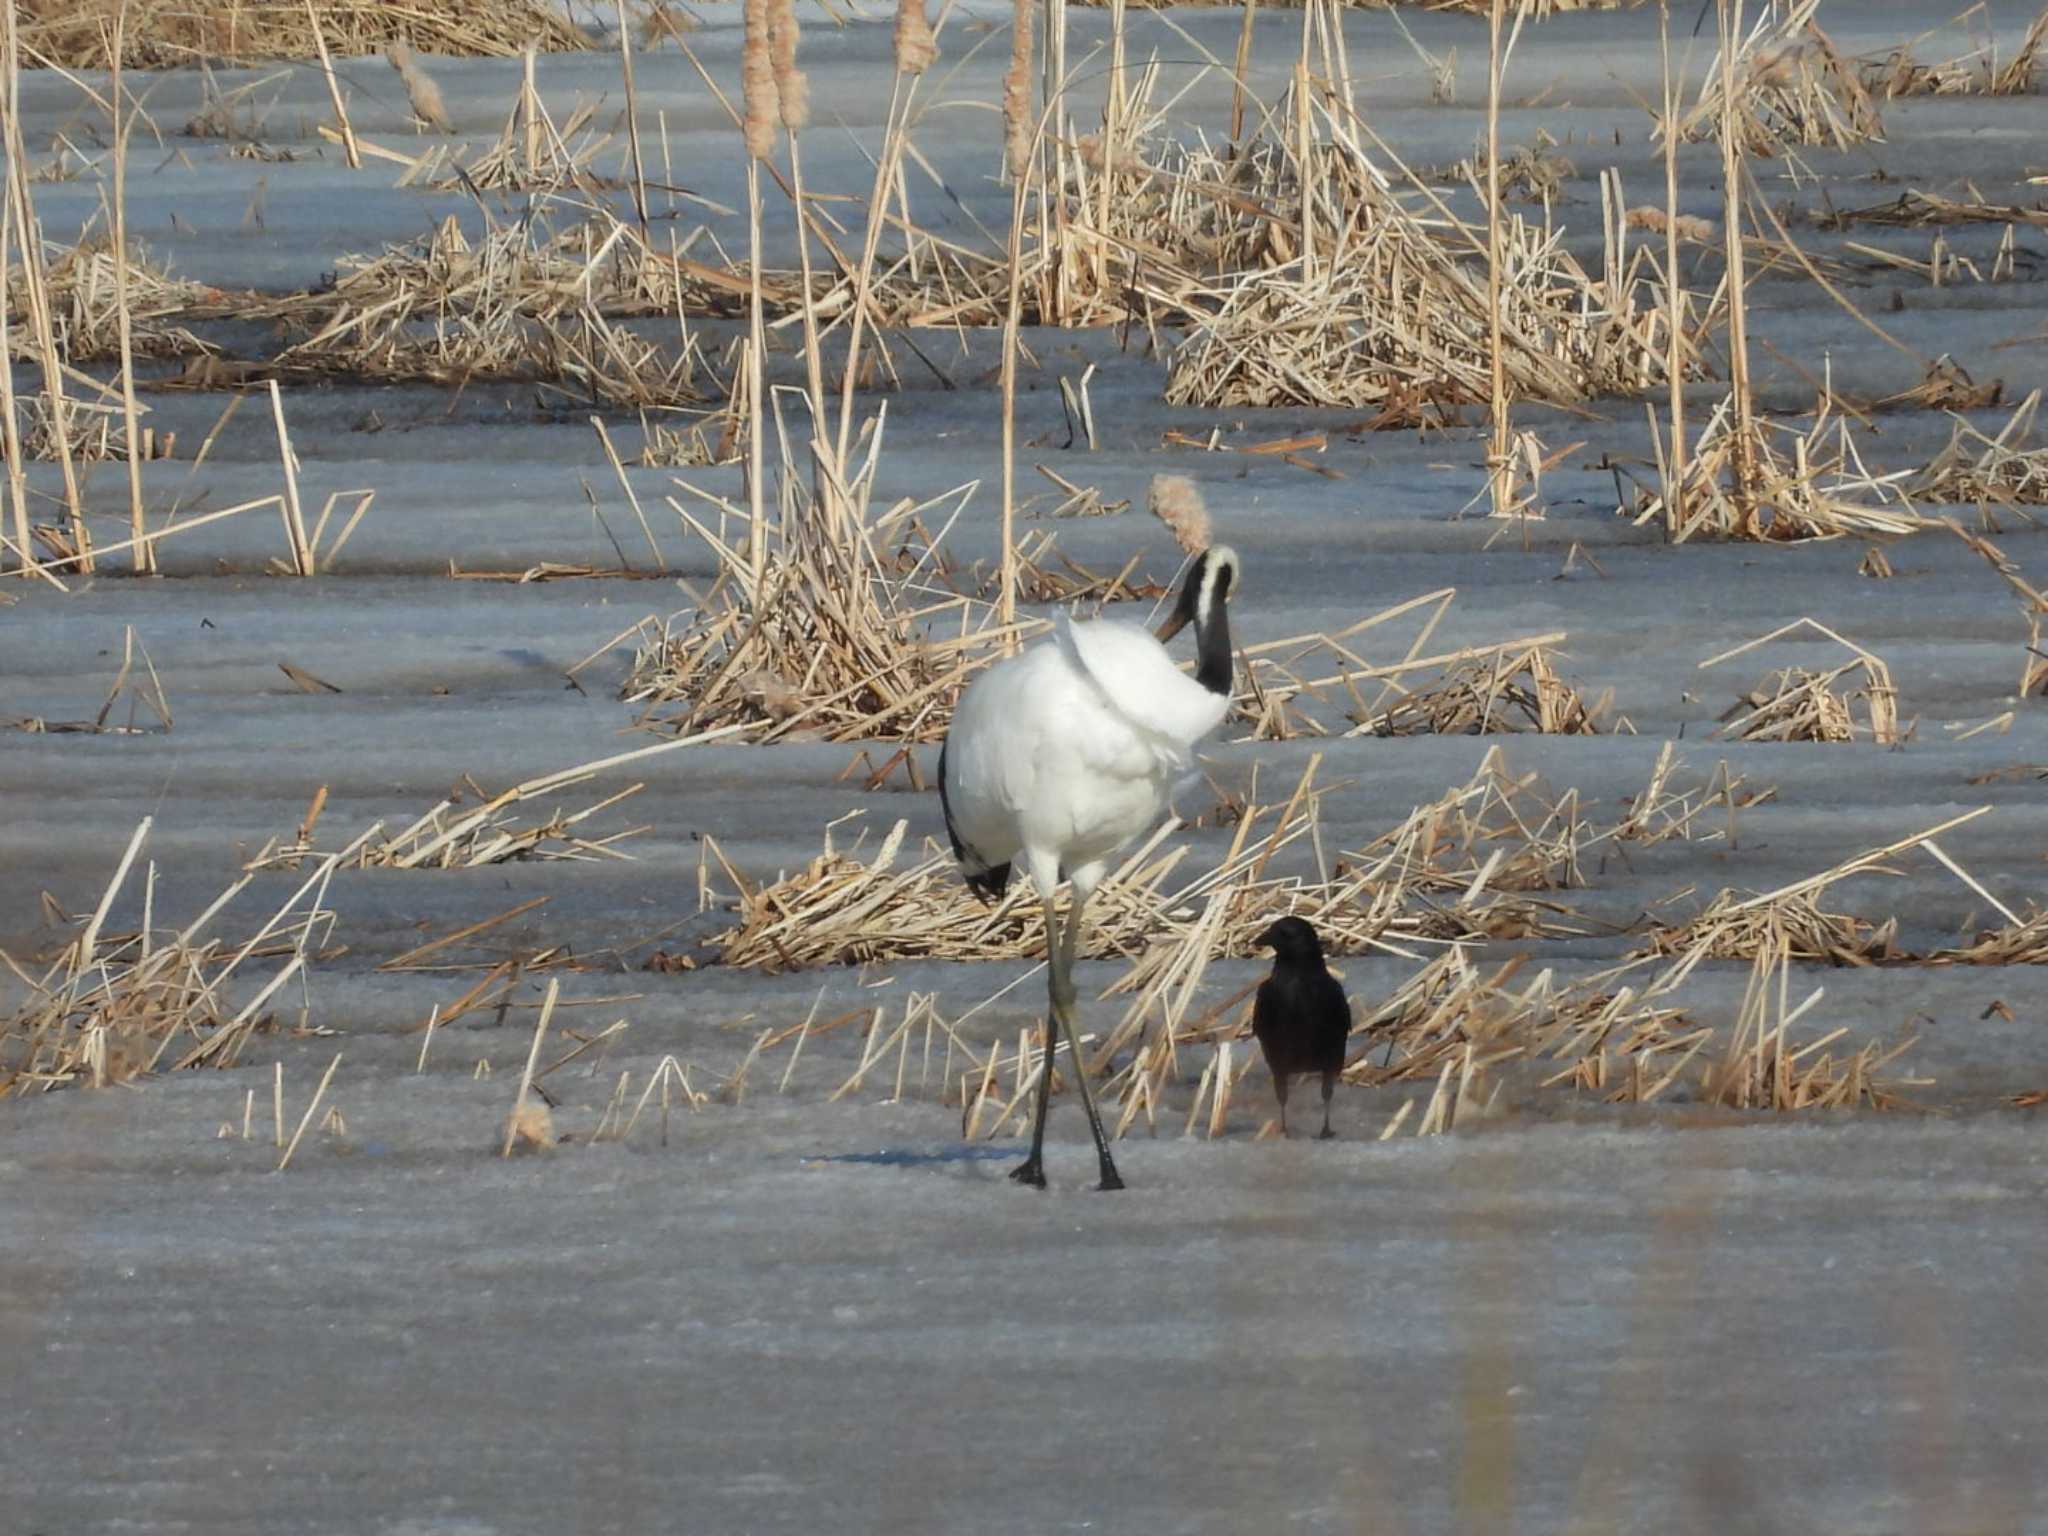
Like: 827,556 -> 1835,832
1194,600 -> 1233,697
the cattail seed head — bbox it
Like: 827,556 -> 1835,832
742,0 -> 778,158
385,43 -> 453,134
893,0 -> 936,76
1148,474 -> 1212,555
769,0 -> 809,132
1003,0 -> 1034,180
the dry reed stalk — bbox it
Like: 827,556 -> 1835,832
385,43 -> 453,134
1993,5 -> 2048,95
305,0 -> 360,169
767,0 -> 824,442
1657,0 -> 1687,540
1941,519 -> 2048,694
105,9 -> 149,573
614,0 -> 651,233
265,379 -> 313,577
276,1053 -> 342,1172
741,0 -> 773,575
0,189 -> 28,580
250,776 -> 647,873
502,978 -> 559,1157
3,7 -> 87,570
1701,618 -> 1900,745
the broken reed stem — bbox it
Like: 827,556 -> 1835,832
1485,0 -> 1512,518
501,977 -> 559,1157
997,123 -> 1032,639
107,11 -> 150,573
305,0 -> 359,170
616,0 -> 650,236
1660,0 -> 1686,538
276,1052 -> 341,1172
0,76 -> 30,576
1231,0 -> 1257,146
4,4 -> 87,571
775,0 -> 825,451
266,380 -> 312,576
835,68 -> 911,469
1718,0 -> 1758,507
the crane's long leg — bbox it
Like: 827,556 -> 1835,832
1050,892 -> 1124,1192
1008,973 -> 1057,1190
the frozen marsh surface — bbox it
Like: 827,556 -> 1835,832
7,1 -> 2048,1530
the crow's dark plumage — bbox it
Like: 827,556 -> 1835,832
1251,916 -> 1352,1139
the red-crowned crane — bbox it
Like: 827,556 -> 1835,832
937,546 -> 1239,1190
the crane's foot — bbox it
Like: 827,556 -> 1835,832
1095,1163 -> 1126,1193
1315,1127 -> 1336,1142
1008,1157 -> 1048,1189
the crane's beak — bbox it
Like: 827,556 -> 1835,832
1154,610 -> 1191,644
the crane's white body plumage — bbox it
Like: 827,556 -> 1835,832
945,611 -> 1230,901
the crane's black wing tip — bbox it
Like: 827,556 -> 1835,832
963,862 -> 1012,905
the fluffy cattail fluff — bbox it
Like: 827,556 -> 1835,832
893,0 -> 936,75
1148,474 -> 1212,555
742,0 -> 777,159
1003,0 -> 1034,180
769,0 -> 809,132
1625,206 -> 1720,243
502,1098 -> 555,1152
385,43 -> 453,134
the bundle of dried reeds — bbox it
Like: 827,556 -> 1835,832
246,780 -> 646,872
1703,619 -> 1900,745
1930,908 -> 2048,965
0,819 -> 357,1096
1637,807 -> 1991,963
4,233 -> 216,366
17,0 -> 585,69
618,406 -> 1020,744
1161,81 -> 1699,414
1914,390 -> 2048,506
1699,936 -> 1924,1110
260,210 -> 738,415
1633,390 -> 1933,541
1667,0 -> 1883,156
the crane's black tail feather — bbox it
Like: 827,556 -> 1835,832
938,737 -> 1012,905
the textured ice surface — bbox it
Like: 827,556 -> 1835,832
7,3 -> 2048,1530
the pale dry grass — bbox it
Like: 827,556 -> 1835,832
0,819 -> 357,1096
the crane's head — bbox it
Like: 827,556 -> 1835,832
1154,544 -> 1241,645
1255,915 -> 1325,965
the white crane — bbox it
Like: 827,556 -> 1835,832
938,546 -> 1240,1190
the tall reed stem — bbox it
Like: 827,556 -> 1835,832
110,6 -> 151,573
1659,0 -> 1688,539
1717,0 -> 1757,512
1486,0 -> 1511,517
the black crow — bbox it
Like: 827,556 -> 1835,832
1251,916 -> 1352,1139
